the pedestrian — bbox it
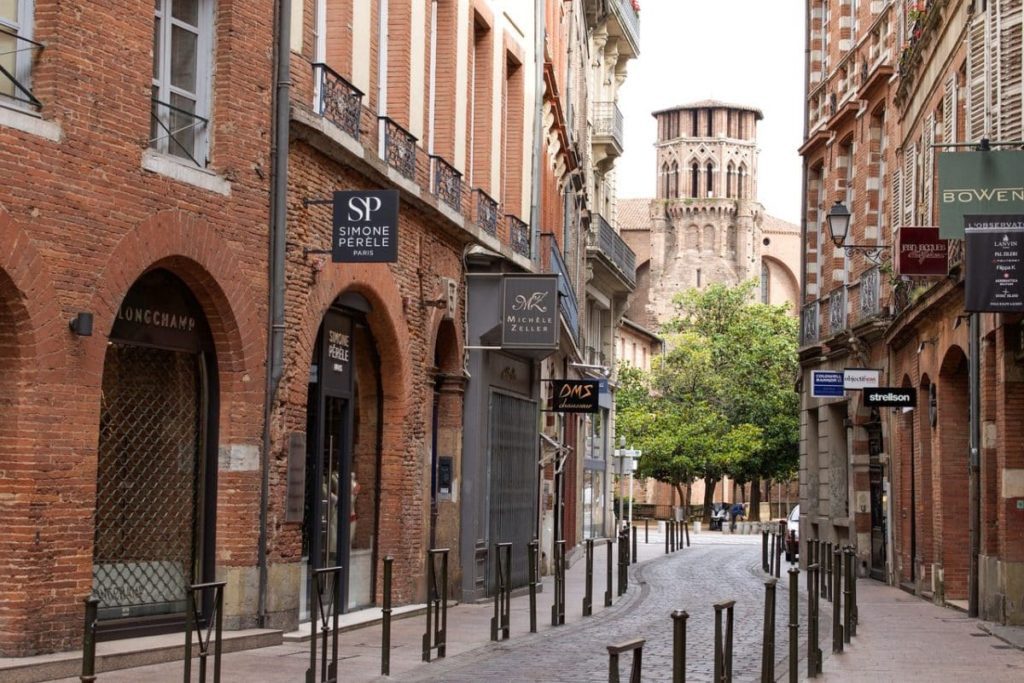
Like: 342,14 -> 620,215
729,501 -> 744,532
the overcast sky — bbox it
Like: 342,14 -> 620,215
615,1 -> 806,225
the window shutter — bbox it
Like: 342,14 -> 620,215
996,0 -> 1023,140
891,164 -> 902,230
923,115 -> 935,224
903,143 -> 916,227
942,75 -> 957,143
967,9 -> 989,142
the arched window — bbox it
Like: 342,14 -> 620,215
727,162 -> 735,198
692,111 -> 699,136
738,164 -> 747,199
661,162 -> 670,198
670,161 -> 679,198
691,162 -> 699,198
706,162 -> 714,197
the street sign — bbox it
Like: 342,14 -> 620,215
897,227 -> 948,276
844,368 -> 881,390
811,370 -> 845,398
938,151 -> 1024,238
863,387 -> 917,408
965,214 -> 1024,312
551,379 -> 600,413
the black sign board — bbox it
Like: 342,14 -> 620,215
863,387 -> 917,408
965,214 -> 1024,312
110,269 -> 211,353
331,189 -> 400,262
501,274 -> 559,349
320,311 -> 353,395
551,379 -> 600,413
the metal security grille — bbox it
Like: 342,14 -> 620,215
487,392 -> 538,593
93,343 -> 201,620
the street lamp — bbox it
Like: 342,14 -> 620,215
825,200 -> 890,265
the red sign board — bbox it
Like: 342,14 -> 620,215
897,227 -> 948,276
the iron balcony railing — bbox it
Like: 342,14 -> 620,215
313,63 -> 363,140
379,116 -> 418,180
507,215 -> 531,259
948,238 -> 964,274
829,286 -> 847,336
549,240 -> 580,341
473,188 -> 499,237
612,0 -> 640,53
859,266 -> 881,318
593,102 -> 624,152
430,155 -> 462,213
592,213 -> 636,287
802,301 -> 820,345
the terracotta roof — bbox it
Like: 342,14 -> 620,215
617,198 -> 653,231
652,100 -> 764,120
762,214 -> 799,234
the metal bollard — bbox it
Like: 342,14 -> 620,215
672,610 -> 688,683
606,537 -> 614,607
826,542 -> 833,602
760,578 -> 777,683
788,567 -> 799,683
684,520 -> 690,547
713,600 -> 735,683
607,638 -> 645,683
422,548 -> 449,661
584,538 -> 595,617
670,520 -> 676,552
808,563 -> 821,678
832,546 -> 843,654
491,542 -> 512,641
762,530 -> 769,572
551,539 -> 566,626
774,530 -> 783,578
851,549 -> 858,637
80,596 -> 99,683
528,539 -> 539,633
617,529 -> 629,596
185,581 -> 226,683
645,518 -> 649,544
769,532 -> 776,575
665,520 -> 670,555
382,556 -> 393,676
843,547 -> 853,644
677,519 -> 683,549
632,525 -> 638,564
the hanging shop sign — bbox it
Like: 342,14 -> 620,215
551,379 -> 600,413
896,227 -> 948,276
938,151 -> 1024,239
863,387 -> 917,408
320,311 -> 354,395
331,189 -> 400,262
964,214 -> 1024,313
811,370 -> 845,398
844,368 -> 881,390
501,274 -> 560,349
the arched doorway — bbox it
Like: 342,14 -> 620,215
92,269 -> 219,636
917,374 -> 935,590
302,292 -> 382,617
937,347 -> 969,601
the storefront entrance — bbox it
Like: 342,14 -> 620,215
301,297 -> 381,619
92,269 -> 217,637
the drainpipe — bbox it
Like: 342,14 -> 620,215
529,0 -> 546,263
797,0 -> 811,550
259,0 -> 291,628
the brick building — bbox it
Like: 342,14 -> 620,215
799,0 -> 1024,624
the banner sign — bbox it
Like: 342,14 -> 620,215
965,214 -> 1024,312
844,368 -> 881,390
863,387 -> 917,408
332,189 -> 400,262
938,151 -> 1024,238
320,311 -> 353,395
551,379 -> 600,413
897,227 -> 948,276
501,274 -> 560,349
811,370 -> 845,398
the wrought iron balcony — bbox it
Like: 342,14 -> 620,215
473,188 -> 499,237
829,286 -> 847,336
430,155 -> 462,213
548,239 -> 580,342
593,101 -> 624,155
801,301 -> 820,345
378,116 -> 418,181
859,266 -> 881,319
611,0 -> 640,54
591,213 -> 636,287
313,63 -> 363,140
507,215 -> 531,259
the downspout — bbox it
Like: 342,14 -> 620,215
259,0 -> 291,627
529,0 -> 546,262
797,0 -> 811,561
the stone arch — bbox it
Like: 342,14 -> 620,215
702,224 -> 716,253
936,346 -> 969,600
761,255 -> 800,308
684,224 -> 699,251
916,372 -> 935,585
897,373 -> 916,583
85,210 -> 263,444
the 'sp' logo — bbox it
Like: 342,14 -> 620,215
347,196 -> 383,222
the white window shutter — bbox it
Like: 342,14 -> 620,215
996,0 -> 1023,140
967,9 -> 988,142
942,75 -> 957,143
891,164 -> 902,230
903,143 -> 916,227
923,115 -> 935,225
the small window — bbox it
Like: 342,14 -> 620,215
151,0 -> 213,167
706,162 -> 714,197
705,108 -> 712,136
670,161 -> 679,198
691,162 -> 699,198
691,110 -> 699,136
0,0 -> 39,108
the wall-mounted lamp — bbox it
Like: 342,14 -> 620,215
916,337 -> 937,354
825,200 -> 891,265
69,312 -> 93,337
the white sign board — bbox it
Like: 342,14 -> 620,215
844,368 -> 881,390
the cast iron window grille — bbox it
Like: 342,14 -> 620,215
0,28 -> 43,109
430,155 -> 461,212
549,239 -> 580,341
507,215 -> 531,258
802,301 -> 820,345
379,116 -> 417,181
473,188 -> 498,237
829,286 -> 847,335
150,99 -> 210,169
313,63 -> 363,141
860,266 -> 881,318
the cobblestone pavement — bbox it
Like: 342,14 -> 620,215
398,534 -> 816,682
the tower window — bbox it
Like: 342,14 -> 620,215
706,162 -> 714,197
691,162 -> 699,198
